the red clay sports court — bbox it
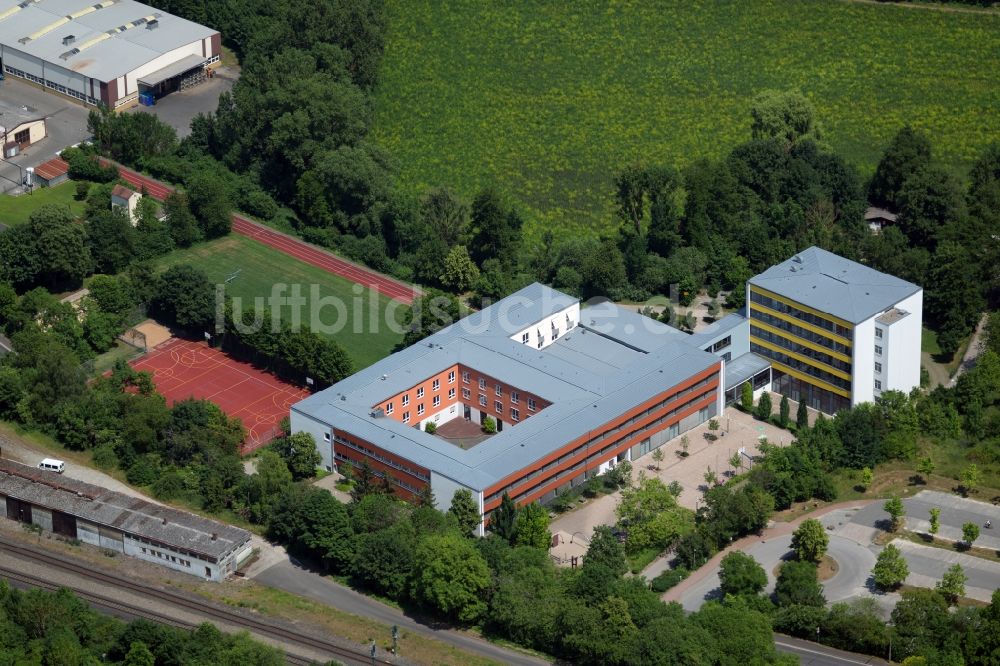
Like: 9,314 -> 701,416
129,338 -> 310,453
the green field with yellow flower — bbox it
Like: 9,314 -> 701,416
373,0 -> 1000,240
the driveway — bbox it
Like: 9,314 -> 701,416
126,66 -> 237,138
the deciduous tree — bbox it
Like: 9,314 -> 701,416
775,560 -> 825,607
410,533 -> 491,622
884,495 -> 905,531
448,488 -> 480,537
936,564 -> 967,605
719,551 -> 767,597
873,544 -> 909,590
791,518 -> 828,562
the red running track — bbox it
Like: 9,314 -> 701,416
103,161 -> 417,304
130,338 -> 310,454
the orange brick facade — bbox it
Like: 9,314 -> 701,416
332,431 -> 430,501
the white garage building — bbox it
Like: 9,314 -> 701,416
0,0 -> 220,108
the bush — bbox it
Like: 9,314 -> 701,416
152,468 -> 184,500
482,416 -> 497,434
126,455 -> 160,486
74,180 -> 90,201
91,444 -> 119,470
424,421 -> 437,434
650,567 -> 689,593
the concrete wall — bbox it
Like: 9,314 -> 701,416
290,409 -> 335,471
882,290 -> 923,396
852,316 -> 875,406
418,401 -> 461,431
508,302 -> 580,350
430,471 -> 484,535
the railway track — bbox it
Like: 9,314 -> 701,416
0,535 -> 393,666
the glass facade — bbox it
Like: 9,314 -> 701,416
749,286 -> 853,415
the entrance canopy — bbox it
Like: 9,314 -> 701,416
137,54 -> 205,88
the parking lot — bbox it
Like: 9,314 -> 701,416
0,78 -> 91,192
125,66 -> 238,138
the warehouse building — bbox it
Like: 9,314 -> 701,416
0,459 -> 252,581
0,0 -> 219,109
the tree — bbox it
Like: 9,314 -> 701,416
708,418 -> 720,440
153,264 -> 215,329
268,486 -> 354,572
796,399 -> 809,430
163,192 -> 201,248
448,489 -> 480,537
915,457 -> 935,484
123,641 -> 156,666
750,89 -> 822,149
729,452 -> 742,472
741,382 -> 753,412
186,169 -> 233,238
651,447 -> 664,470
585,525 -> 628,577
513,502 -> 550,550
961,464 -> 980,496
868,125 -> 932,210
884,495 -> 905,532
491,492 -> 518,543
410,533 -> 491,622
962,522 -> 980,548
936,564 -> 967,605
778,395 -> 790,428
468,188 -> 522,270
791,518 -> 829,562
270,432 -> 321,480
691,601 -> 782,666
438,245 -> 480,292
755,392 -> 772,421
925,242 -> 984,356
775,560 -> 826,607
615,476 -> 694,553
703,468 -> 718,486
860,467 -> 873,491
680,434 -> 690,457
482,415 -> 497,434
872,544 -> 909,590
890,589 -> 952,661
419,187 -> 468,247
929,508 -> 940,536
718,551 -> 767,597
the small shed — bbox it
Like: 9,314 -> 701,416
865,207 -> 898,234
1,118 -> 47,159
33,157 -> 70,187
111,184 -> 142,226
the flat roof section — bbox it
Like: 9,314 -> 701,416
137,52 -> 204,86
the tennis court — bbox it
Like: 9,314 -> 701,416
130,338 -> 310,453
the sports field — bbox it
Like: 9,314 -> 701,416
130,337 -> 309,452
154,235 -> 406,369
374,0 -> 1000,239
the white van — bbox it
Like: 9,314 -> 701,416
38,458 -> 65,474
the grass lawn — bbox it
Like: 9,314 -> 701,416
90,340 -> 142,376
374,1 -> 1000,240
0,181 -> 87,227
154,235 -> 405,369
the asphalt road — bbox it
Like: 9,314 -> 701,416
902,490 -> 1000,549
255,560 -> 549,666
774,635 -> 888,665
678,534 -> 877,612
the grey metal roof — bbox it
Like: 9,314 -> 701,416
0,0 -> 216,83
136,52 -> 204,86
749,246 -> 921,324
724,352 -> 771,390
0,459 -> 250,560
294,284 -> 721,491
689,311 -> 748,346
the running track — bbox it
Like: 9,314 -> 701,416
103,160 -> 417,304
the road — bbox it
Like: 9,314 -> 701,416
897,490 -> 1000,550
774,635 -> 888,665
103,160 -> 418,305
255,560 -> 547,666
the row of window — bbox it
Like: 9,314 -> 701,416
130,534 -> 216,563
335,453 -> 424,494
485,381 -> 717,505
707,336 -> 732,353
334,434 -> 430,481
750,291 -> 852,340
751,343 -> 852,392
750,308 -> 852,356
750,326 -> 852,374
140,546 -> 193,568
463,370 -> 533,406
3,66 -> 99,105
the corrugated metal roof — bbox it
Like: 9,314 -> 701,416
749,246 -> 921,324
0,0 -> 216,82
294,283 -> 721,490
0,459 -> 250,559
724,352 -> 771,390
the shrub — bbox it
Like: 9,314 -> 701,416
126,455 -> 160,486
92,444 -> 119,470
650,567 -> 689,593
482,416 -> 497,434
424,421 -> 437,434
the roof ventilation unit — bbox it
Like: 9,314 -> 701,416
146,18 -> 158,29
792,255 -> 803,263
371,408 -> 385,418
62,34 -> 75,45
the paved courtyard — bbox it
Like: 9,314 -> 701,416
126,66 -> 238,138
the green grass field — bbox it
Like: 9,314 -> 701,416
0,181 -> 87,227
154,235 -> 405,369
374,0 -> 1000,240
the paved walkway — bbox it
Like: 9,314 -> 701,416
947,312 -> 989,388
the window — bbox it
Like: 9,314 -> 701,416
537,336 -> 545,349
417,404 -> 425,415
462,388 -> 471,399
528,398 -> 537,411
495,400 -> 503,414
511,391 -> 519,404
432,379 -> 440,391
567,313 -> 574,329
402,411 -> 410,423
479,395 -> 487,407
511,408 -> 520,422
14,129 -> 30,145
385,402 -> 394,415
433,395 -> 440,407
448,370 -> 456,383
323,432 -> 331,442
463,371 -> 470,383
712,336 -> 732,352
722,352 -> 732,363
875,327 -> 883,339
874,362 -> 882,373
417,387 -> 424,398
448,388 -> 456,399
875,345 -> 882,356
402,394 -> 409,406
496,384 -> 502,397
205,567 -> 212,577
874,379 -> 882,391
522,332 -> 530,344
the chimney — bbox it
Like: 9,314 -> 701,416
211,532 -> 218,541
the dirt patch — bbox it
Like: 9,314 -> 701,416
817,554 -> 839,581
